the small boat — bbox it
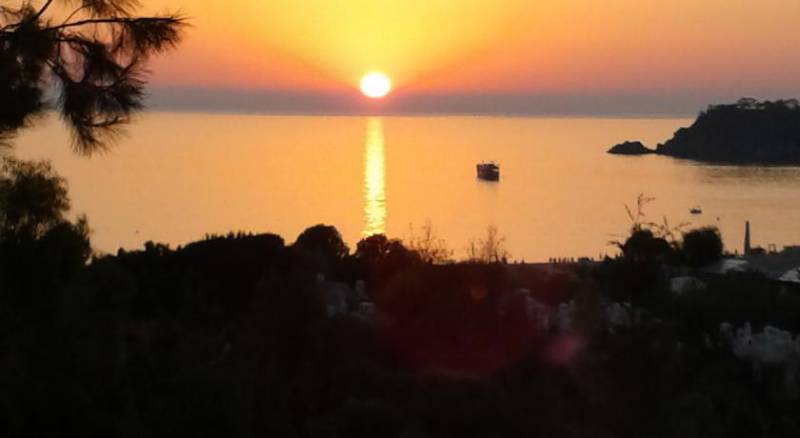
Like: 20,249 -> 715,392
690,207 -> 702,215
477,162 -> 500,181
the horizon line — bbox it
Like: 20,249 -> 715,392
143,86 -> 795,118
143,106 -> 698,119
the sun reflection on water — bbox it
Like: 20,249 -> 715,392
363,117 -> 386,237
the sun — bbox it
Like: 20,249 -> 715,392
360,72 -> 392,98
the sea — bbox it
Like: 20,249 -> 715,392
12,112 -> 800,261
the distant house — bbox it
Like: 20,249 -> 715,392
700,258 -> 750,276
745,247 -> 800,284
670,276 -> 707,294
704,222 -> 800,285
318,275 -> 376,320
720,322 -> 800,396
320,280 -> 351,317
700,247 -> 800,286
497,288 -> 554,331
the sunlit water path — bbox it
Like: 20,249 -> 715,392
363,118 -> 386,237
13,113 -> 800,261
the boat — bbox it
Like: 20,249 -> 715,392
477,162 -> 500,181
690,207 -> 702,215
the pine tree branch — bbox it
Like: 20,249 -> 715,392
31,0 -> 53,21
61,5 -> 89,26
44,16 -> 183,32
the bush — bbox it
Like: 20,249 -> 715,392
681,227 -> 723,268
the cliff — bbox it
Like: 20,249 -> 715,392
655,98 -> 800,164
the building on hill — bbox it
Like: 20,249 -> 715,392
701,246 -> 800,286
318,275 -> 375,320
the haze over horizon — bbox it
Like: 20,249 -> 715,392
141,0 -> 800,116
146,87 -> 799,117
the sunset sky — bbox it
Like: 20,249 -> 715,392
142,0 -> 800,115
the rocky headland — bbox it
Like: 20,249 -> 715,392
607,140 -> 654,155
608,98 -> 800,164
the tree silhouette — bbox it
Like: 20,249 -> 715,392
0,0 -> 186,153
1,156 -> 90,298
0,157 -> 68,239
293,224 -> 350,273
618,228 -> 674,265
466,225 -> 509,263
406,220 -> 452,264
681,227 -> 723,268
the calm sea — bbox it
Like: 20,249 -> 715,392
12,112 -> 800,261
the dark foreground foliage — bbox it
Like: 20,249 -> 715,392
0,0 -> 185,152
1,158 -> 799,437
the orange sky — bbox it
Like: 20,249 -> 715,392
145,0 -> 800,97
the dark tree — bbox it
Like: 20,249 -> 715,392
0,156 -> 90,298
0,0 -> 186,153
681,227 -> 723,268
354,234 -> 419,291
0,156 -> 68,239
355,234 -> 410,265
293,224 -> 350,266
618,228 -> 675,265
